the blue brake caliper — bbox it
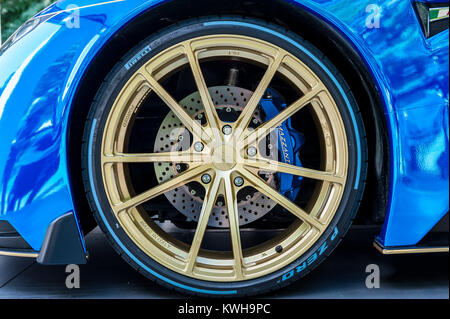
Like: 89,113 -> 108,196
259,93 -> 305,200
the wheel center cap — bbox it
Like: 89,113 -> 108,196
212,144 -> 237,171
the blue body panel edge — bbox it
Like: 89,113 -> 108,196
0,0 -> 448,256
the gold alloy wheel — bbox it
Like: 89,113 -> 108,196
99,34 -> 348,282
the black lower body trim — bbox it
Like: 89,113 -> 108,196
37,212 -> 88,265
0,221 -> 32,250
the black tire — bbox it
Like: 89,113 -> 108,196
82,16 -> 368,297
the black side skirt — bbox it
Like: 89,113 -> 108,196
37,212 -> 87,265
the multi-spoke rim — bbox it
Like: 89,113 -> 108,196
99,35 -> 348,282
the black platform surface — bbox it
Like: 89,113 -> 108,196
0,227 -> 448,299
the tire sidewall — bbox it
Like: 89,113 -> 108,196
84,18 -> 366,296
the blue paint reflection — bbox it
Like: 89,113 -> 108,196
0,0 -> 448,250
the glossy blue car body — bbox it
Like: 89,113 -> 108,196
0,0 -> 448,255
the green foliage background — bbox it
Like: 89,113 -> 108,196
0,0 -> 58,42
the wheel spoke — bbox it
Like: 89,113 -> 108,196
242,85 -> 324,144
239,169 -> 325,232
244,158 -> 345,185
139,70 -> 208,142
235,53 -> 285,136
184,43 -> 222,141
115,164 -> 208,213
185,176 -> 222,274
224,175 -> 244,279
102,151 -> 204,164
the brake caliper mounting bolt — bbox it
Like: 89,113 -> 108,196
201,174 -> 212,184
234,176 -> 244,187
222,125 -> 232,135
247,146 -> 257,157
194,142 -> 204,152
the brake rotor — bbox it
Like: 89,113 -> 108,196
154,86 -> 278,228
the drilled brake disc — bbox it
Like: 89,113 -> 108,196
154,86 -> 277,228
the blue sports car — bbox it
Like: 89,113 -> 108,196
0,0 -> 448,296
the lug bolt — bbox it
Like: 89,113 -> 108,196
178,135 -> 184,142
190,189 -> 197,195
176,164 -> 182,171
222,125 -> 232,135
247,146 -> 257,157
252,119 -> 259,125
201,174 -> 212,184
226,107 -> 232,113
194,142 -> 204,152
234,176 -> 244,187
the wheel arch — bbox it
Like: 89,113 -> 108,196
68,0 -> 391,235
